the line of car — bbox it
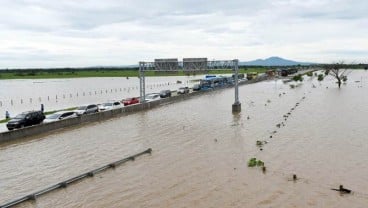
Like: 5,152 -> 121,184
6,88 -> 191,131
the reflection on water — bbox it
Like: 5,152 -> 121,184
0,71 -> 368,207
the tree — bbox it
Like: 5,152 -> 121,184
325,63 -> 350,88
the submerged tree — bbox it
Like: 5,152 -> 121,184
325,63 -> 350,88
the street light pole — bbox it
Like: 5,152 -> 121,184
139,62 -> 146,103
232,59 -> 241,113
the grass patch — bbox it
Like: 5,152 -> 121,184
0,118 -> 10,124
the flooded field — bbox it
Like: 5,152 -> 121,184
0,70 -> 367,207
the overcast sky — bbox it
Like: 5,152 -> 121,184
0,0 -> 367,68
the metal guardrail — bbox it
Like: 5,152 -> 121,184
0,148 -> 152,208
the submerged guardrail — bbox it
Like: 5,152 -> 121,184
0,148 -> 152,208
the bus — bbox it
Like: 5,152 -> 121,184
199,76 -> 233,90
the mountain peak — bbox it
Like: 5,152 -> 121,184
266,56 -> 283,60
240,57 -> 312,66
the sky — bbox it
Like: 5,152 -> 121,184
0,0 -> 367,68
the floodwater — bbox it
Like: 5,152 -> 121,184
0,75 -> 203,119
0,70 -> 368,207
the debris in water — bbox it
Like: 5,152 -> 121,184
332,185 -> 352,194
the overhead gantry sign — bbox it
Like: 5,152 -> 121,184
138,58 -> 241,112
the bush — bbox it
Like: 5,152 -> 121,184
256,160 -> 264,167
342,76 -> 347,82
306,71 -> 313,77
317,74 -> 324,81
248,158 -> 257,167
292,74 -> 303,82
248,158 -> 264,167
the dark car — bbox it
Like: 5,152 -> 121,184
160,90 -> 172,98
6,111 -> 45,130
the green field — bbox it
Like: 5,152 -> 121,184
0,68 -> 268,79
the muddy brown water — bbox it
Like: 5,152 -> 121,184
1,71 -> 368,207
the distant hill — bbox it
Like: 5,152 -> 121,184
240,56 -> 313,66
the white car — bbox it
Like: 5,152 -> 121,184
43,111 -> 77,123
145,93 -> 161,102
98,101 -> 122,111
178,87 -> 190,94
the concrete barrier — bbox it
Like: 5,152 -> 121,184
0,77 -> 268,144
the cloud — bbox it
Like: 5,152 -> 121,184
0,0 -> 367,68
